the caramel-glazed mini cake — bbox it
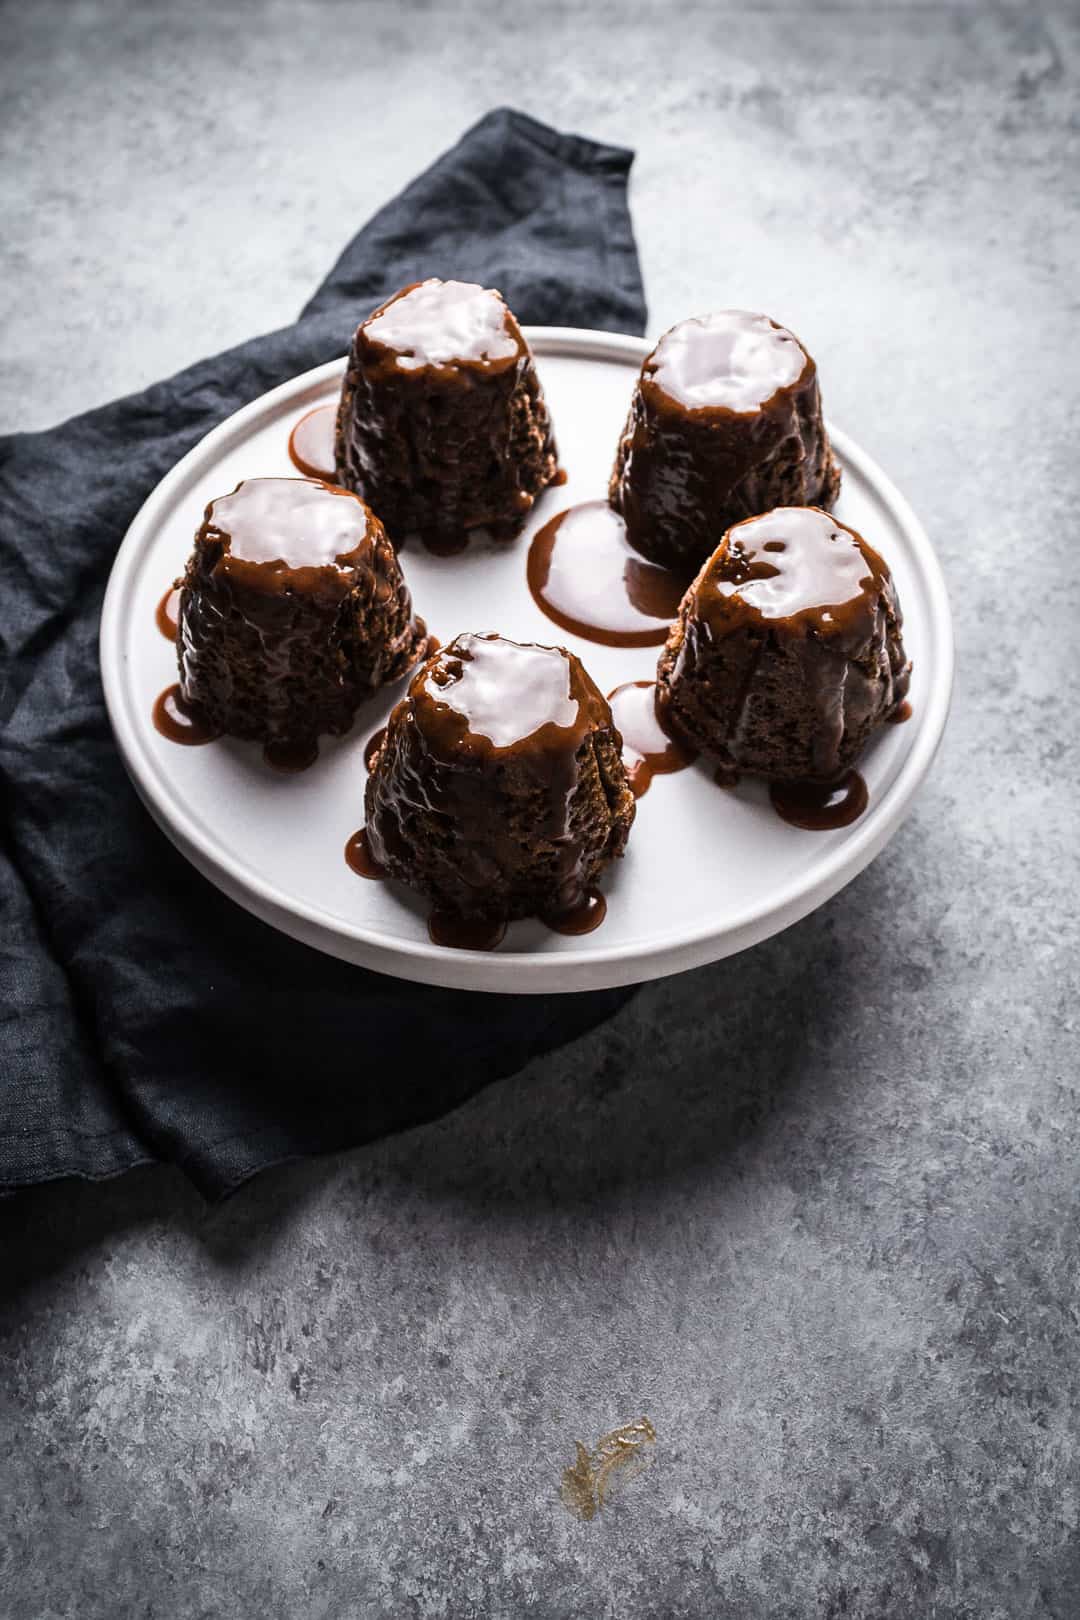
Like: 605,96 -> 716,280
335,279 -> 558,543
610,310 -> 841,570
364,633 -> 635,921
656,507 -> 910,782
177,477 -> 425,747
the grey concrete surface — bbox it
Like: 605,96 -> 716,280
2,1 -> 1079,1615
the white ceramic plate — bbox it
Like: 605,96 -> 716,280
100,329 -> 953,993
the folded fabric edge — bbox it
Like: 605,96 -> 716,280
174,982 -> 640,1202
489,106 -> 635,174
0,1150 -> 156,1196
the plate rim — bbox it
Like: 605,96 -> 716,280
100,326 -> 955,993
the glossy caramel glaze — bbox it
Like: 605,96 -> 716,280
364,633 -> 635,923
287,403 -> 338,483
177,477 -> 424,748
364,725 -> 388,773
608,680 -> 697,798
409,632 -> 601,761
345,827 -> 385,879
770,769 -> 869,829
610,310 -> 841,569
360,278 -> 523,379
648,309 -> 809,412
196,476 -> 375,586
542,888 -> 607,935
335,279 -> 558,544
657,507 -> 910,783
152,683 -> 220,746
156,586 -> 180,642
694,505 -> 891,640
528,502 -> 689,648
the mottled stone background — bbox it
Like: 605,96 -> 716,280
2,1 -> 1078,1615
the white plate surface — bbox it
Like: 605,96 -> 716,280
101,329 -> 953,993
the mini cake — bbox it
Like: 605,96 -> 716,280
656,507 -> 910,782
335,278 -> 558,543
364,633 -> 635,921
177,477 -> 425,747
609,310 -> 841,570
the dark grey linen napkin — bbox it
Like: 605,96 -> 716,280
0,108 -> 647,1199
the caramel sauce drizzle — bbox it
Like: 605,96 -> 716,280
560,1417 -> 657,1521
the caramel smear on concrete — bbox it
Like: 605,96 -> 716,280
560,1417 -> 657,1520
